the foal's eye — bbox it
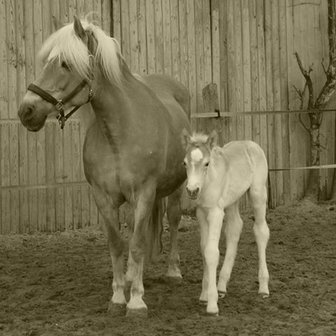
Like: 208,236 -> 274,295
183,161 -> 187,166
61,61 -> 70,71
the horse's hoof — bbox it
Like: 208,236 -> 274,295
108,302 -> 126,317
199,299 -> 207,306
218,291 -> 226,299
206,311 -> 219,317
258,292 -> 270,299
126,307 -> 148,319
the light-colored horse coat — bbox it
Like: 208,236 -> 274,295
182,131 -> 270,315
18,17 -> 190,317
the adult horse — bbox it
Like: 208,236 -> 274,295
18,17 -> 190,317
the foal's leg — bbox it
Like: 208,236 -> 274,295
92,186 -> 126,313
196,207 -> 209,304
217,202 -> 243,296
166,187 -> 183,279
126,184 -> 156,317
204,206 -> 224,315
249,185 -> 270,297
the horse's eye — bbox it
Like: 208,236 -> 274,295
183,161 -> 187,166
204,162 -> 209,167
61,61 -> 70,71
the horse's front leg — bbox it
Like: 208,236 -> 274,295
204,206 -> 224,315
166,186 -> 183,279
196,207 -> 209,304
126,183 -> 156,317
91,186 -> 126,315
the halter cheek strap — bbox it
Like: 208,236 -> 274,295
27,80 -> 93,129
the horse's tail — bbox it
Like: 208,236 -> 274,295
147,198 -> 165,262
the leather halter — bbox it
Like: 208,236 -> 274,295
27,80 -> 93,129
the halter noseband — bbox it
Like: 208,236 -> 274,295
27,80 -> 93,129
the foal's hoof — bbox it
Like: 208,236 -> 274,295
126,307 -> 148,319
206,311 -> 219,317
258,292 -> 270,299
108,302 -> 126,317
218,291 -> 226,299
165,275 -> 183,285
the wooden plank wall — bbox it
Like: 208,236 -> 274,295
0,0 -> 334,233
0,0 -> 111,233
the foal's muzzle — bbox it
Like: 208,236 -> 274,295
186,186 -> 200,200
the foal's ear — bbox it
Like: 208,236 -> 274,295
73,16 -> 86,40
181,128 -> 191,149
207,130 -> 218,148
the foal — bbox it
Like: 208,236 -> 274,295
181,130 -> 270,315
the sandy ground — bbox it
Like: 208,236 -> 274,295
0,201 -> 335,336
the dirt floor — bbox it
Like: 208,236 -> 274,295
0,201 -> 335,336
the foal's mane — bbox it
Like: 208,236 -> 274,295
189,133 -> 209,146
38,20 -> 122,84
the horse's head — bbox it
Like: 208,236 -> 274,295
18,16 -> 122,131
181,129 -> 218,200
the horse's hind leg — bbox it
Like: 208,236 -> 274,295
166,186 -> 183,279
92,186 -> 126,315
217,202 -> 243,296
249,184 -> 270,297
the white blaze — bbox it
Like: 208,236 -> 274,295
190,148 -> 203,162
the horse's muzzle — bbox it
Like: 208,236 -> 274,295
186,186 -> 200,200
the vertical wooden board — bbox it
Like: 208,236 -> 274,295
186,0 -> 196,126
92,0 -> 102,25
211,0 -> 220,92
55,126 -> 65,231
194,0 -> 204,115
76,0 -> 85,19
81,184 -> 90,227
50,0 -> 60,29
24,0 -> 34,86
101,0 -> 112,34
9,123 -> 19,232
264,0 -> 276,207
271,0 -> 284,206
146,0 -> 156,74
256,0 -> 268,154
202,0 -> 211,85
279,0 -> 291,203
0,0 -> 9,120
72,120 -> 82,229
37,127 -> 46,231
41,0 -> 51,41
27,132 -> 38,232
59,0 -> 69,24
63,124 -> 73,230
226,0 -> 237,140
178,0 -> 188,87
120,0 -> 130,64
6,0 -> 17,120
15,0 -> 26,106
154,0 -> 164,74
45,121 -> 56,231
249,0 -> 260,143
162,0 -> 172,75
33,0 -> 43,78
112,0 -> 121,40
171,0 -> 180,80
68,0 -> 77,24
129,0 -> 139,72
1,124 -> 10,233
138,0 -> 148,75
241,0 -> 252,141
18,125 -> 29,232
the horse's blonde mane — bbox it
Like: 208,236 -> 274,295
38,20 -> 122,84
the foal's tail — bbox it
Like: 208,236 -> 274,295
147,198 -> 165,262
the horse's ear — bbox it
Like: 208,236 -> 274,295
207,130 -> 218,149
73,16 -> 86,40
181,128 -> 191,149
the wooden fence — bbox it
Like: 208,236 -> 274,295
0,0 -> 335,233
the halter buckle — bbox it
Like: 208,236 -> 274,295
55,100 -> 64,111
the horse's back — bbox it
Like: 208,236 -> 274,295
140,74 -> 190,120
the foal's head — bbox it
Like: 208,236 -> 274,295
181,130 -> 218,199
